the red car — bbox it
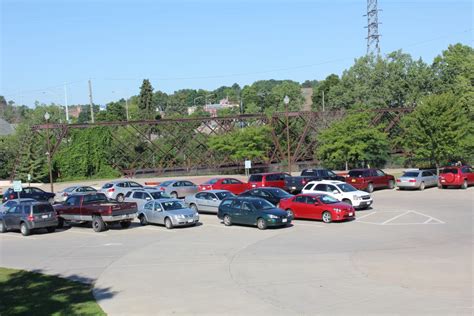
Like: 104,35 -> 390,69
279,193 -> 355,223
345,168 -> 395,193
248,172 -> 291,189
439,166 -> 474,189
198,178 -> 249,194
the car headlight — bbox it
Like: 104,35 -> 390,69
176,214 -> 185,219
267,214 -> 279,219
353,195 -> 361,200
333,208 -> 341,213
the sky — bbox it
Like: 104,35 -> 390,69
1,0 -> 472,107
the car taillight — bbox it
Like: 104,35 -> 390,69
107,188 -> 115,193
396,179 -> 401,182
159,187 -> 165,191
62,192 -> 68,197
27,214 -> 34,221
10,194 -> 15,200
408,179 -> 416,183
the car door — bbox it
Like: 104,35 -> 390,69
291,195 -> 308,218
229,178 -> 247,194
3,205 -> 19,228
153,201 -> 166,224
132,192 -> 146,210
230,199 -> 244,224
207,192 -> 220,213
422,171 -> 436,187
182,181 -> 198,196
193,192 -> 207,212
305,195 -> 322,220
241,201 -> 256,225
462,166 -> 474,184
62,196 -> 81,220
325,184 -> 341,201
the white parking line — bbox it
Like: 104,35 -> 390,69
381,211 -> 411,225
410,210 -> 445,224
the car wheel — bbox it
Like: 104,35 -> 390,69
20,222 -> 30,236
257,218 -> 267,230
116,194 -> 124,203
57,217 -> 64,229
322,211 -> 332,223
0,220 -> 6,233
366,183 -> 374,193
223,214 -> 232,226
46,227 -> 55,233
48,198 -> 55,205
170,192 -> 178,199
286,209 -> 294,218
190,204 -> 198,212
139,214 -> 148,226
120,221 -> 131,229
342,199 -> 352,206
165,217 -> 173,229
388,180 -> 395,189
419,182 -> 425,191
461,180 -> 468,189
92,216 -> 106,232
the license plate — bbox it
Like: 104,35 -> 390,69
42,214 -> 49,219
282,218 -> 288,223
349,212 -> 353,216
351,179 -> 356,182
187,219 -> 193,223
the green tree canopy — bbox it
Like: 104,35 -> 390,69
139,79 -> 155,119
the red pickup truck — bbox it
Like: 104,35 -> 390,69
345,168 -> 395,193
54,192 -> 137,232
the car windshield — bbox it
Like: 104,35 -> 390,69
441,168 -> 458,174
161,201 -> 186,211
203,179 -> 218,185
251,199 -> 274,210
269,188 -> 292,198
319,195 -> 339,204
83,194 -> 109,204
64,187 -> 77,192
101,183 -> 113,189
301,170 -> 318,176
348,170 -> 364,177
216,191 -> 234,200
32,204 -> 54,213
159,181 -> 173,187
402,171 -> 419,177
150,192 -> 170,199
337,183 -> 357,192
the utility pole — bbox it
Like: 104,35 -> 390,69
322,90 -> 325,112
365,0 -> 381,56
283,95 -> 291,175
88,79 -> 95,123
64,83 -> 69,123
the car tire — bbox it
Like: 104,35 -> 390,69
286,209 -> 294,219
170,192 -> 178,199
257,218 -> 267,230
223,214 -> 232,226
388,180 -> 395,189
322,211 -> 332,223
165,217 -> 173,229
342,199 -> 352,206
366,183 -> 374,193
92,216 -> 106,232
0,220 -> 6,233
139,214 -> 148,226
461,180 -> 468,190
116,194 -> 124,203
46,227 -> 55,233
20,222 -> 30,236
419,182 -> 425,191
120,221 -> 131,229
190,204 -> 198,212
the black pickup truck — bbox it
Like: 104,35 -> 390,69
284,168 -> 345,193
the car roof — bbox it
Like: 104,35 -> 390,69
18,201 -> 51,205
198,190 -> 230,193
298,193 -> 325,198
155,198 -> 184,203
306,180 -> 345,185
349,168 -> 373,171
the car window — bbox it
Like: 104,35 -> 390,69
64,187 -> 76,192
32,188 -> 44,193
327,185 -> 337,192
172,182 -> 180,187
368,170 -> 376,177
208,193 -> 217,200
314,184 -> 327,191
144,202 -> 153,210
125,191 -> 132,198
319,195 -> 339,204
306,196 -> 318,204
83,193 -> 108,204
421,171 -> 432,177
327,170 -> 336,177
220,199 -> 233,207
102,183 -> 113,189
203,179 -> 218,185
375,169 -> 385,176
242,202 -> 252,211
154,203 -> 162,211
337,183 -> 357,192
441,168 -> 458,174
303,183 -> 315,191
150,191 -> 169,199
23,188 -> 32,194
216,191 -> 234,200
33,204 -> 54,214
4,201 -> 15,208
249,175 -> 263,182
133,192 -> 144,199
84,187 -> 96,192
294,196 -> 306,203
269,188 -> 292,198
221,179 -> 229,184
117,183 -> 125,188
260,190 -> 271,198
266,174 -> 278,181
129,182 -> 142,188
160,181 -> 173,187
231,199 -> 243,209
66,196 -> 81,206
183,181 -> 195,186
348,170 -> 364,177
195,192 -> 207,199
161,201 -> 186,211
403,171 -> 420,177
229,179 -> 242,184
301,169 -> 316,176
251,199 -> 274,210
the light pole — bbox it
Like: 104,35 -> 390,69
284,95 -> 291,175
44,112 -> 54,193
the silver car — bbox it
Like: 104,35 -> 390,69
397,169 -> 438,190
99,180 -> 143,202
0,198 -> 36,214
185,190 -> 235,214
155,180 -> 198,199
55,186 -> 97,203
137,198 -> 199,229
124,189 -> 170,210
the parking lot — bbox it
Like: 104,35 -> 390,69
0,186 -> 472,315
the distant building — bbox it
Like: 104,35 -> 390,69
0,118 -> 14,136
188,97 -> 239,117
68,106 -> 83,119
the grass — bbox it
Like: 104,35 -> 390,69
0,267 -> 107,316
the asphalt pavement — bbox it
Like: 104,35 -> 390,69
0,187 -> 472,315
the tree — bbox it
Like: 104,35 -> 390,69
400,93 -> 473,170
311,74 -> 340,110
139,79 -> 155,119
316,110 -> 389,170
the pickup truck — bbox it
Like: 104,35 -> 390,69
284,168 -> 345,193
54,192 -> 137,232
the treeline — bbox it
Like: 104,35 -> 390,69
0,43 -> 472,181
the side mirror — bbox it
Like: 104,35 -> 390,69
333,190 -> 339,194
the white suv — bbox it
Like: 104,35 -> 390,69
302,180 -> 373,209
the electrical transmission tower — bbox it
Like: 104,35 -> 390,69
364,0 -> 381,56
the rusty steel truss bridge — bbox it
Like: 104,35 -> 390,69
12,107 -> 412,179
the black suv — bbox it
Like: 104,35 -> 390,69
284,168 -> 345,193
2,187 -> 56,204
